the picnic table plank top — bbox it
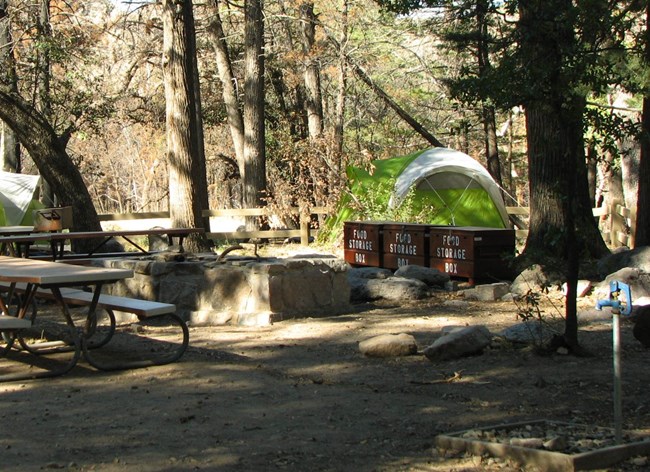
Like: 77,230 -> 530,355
0,256 -> 133,285
0,226 -> 37,236
0,227 -> 204,243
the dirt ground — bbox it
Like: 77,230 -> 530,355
2,291 -> 650,472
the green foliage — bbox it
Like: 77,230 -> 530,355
513,288 -> 563,350
348,179 -> 437,224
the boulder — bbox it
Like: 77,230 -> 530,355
349,276 -> 430,302
347,266 -> 393,280
597,246 -> 650,278
594,268 -> 650,300
394,265 -> 450,287
463,282 -> 510,301
359,333 -> 418,357
500,320 -> 558,344
511,265 -> 553,296
423,325 -> 492,361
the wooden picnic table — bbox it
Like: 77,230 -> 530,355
0,256 -> 133,381
0,227 -> 205,260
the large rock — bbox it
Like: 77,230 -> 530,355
423,325 -> 492,361
347,267 -> 393,280
597,246 -> 650,278
394,265 -> 450,287
463,282 -> 510,301
594,267 -> 650,300
349,274 -> 430,302
500,320 -> 558,345
511,265 -> 554,296
358,333 -> 418,357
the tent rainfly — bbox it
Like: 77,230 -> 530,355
0,171 -> 42,226
387,147 -> 510,227
319,147 -> 510,243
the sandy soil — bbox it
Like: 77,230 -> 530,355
2,292 -> 650,472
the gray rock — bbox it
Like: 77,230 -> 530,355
347,267 -> 393,280
463,282 -> 510,301
443,300 -> 470,309
423,325 -> 492,361
394,265 -> 450,287
511,265 -> 552,296
597,246 -> 650,278
594,268 -> 650,300
500,320 -> 558,344
358,333 -> 418,357
364,277 -> 430,301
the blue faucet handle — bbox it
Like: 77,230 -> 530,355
596,281 -> 632,316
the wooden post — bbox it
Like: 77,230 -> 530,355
300,206 -> 310,246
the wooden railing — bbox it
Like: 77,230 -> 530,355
98,207 -> 329,245
506,200 -> 634,248
98,201 -> 633,248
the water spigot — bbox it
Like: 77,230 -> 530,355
596,280 -> 632,316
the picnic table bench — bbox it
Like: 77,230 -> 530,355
0,256 -> 189,381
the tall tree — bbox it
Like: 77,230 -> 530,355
516,0 -> 608,350
36,0 -> 56,205
440,0 -> 505,186
300,2 -> 324,138
0,0 -> 20,172
0,0 -> 102,244
161,0 -> 211,250
207,0 -> 245,170
637,3 -> 650,247
242,0 -> 267,224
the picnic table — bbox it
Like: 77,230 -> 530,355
0,227 -> 205,260
0,256 -> 189,381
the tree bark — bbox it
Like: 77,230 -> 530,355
518,0 -> 608,350
162,0 -> 211,251
207,0 -> 245,170
0,91 -> 102,241
476,0 -> 503,188
300,2 -> 323,139
636,4 -> 650,247
243,0 -> 267,228
0,0 -> 20,172
332,0 -> 349,167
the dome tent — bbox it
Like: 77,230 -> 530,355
388,147 -> 510,227
319,147 -> 510,244
0,171 -> 43,226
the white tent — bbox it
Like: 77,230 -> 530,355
0,171 -> 41,225
388,147 -> 510,227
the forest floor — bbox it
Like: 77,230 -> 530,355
2,287 -> 650,471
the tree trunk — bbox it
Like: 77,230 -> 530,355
300,2 -> 323,139
207,0 -> 245,170
37,0 -> 56,206
636,4 -> 650,247
162,0 -> 211,252
476,0 -> 503,188
0,92 -> 102,240
0,0 -> 20,172
243,0 -> 266,228
332,0 -> 349,168
518,0 -> 608,350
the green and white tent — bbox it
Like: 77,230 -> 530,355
0,171 -> 43,226
320,147 -> 510,243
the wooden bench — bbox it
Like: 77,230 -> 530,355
0,282 -> 189,371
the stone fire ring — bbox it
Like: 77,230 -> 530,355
435,419 -> 650,471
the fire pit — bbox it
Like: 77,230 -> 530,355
87,252 -> 350,326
